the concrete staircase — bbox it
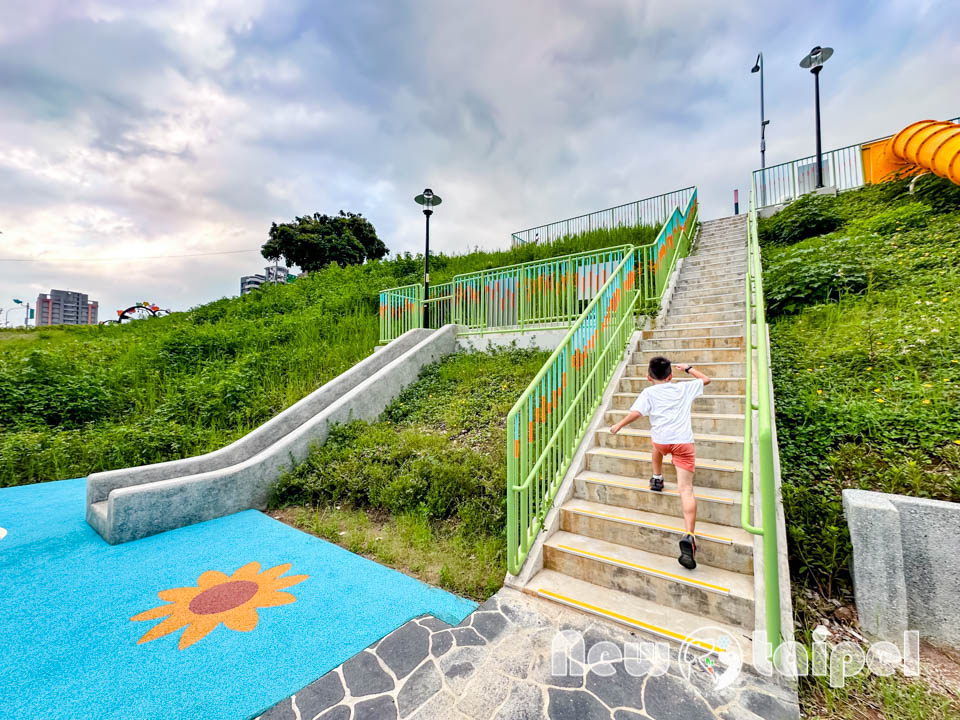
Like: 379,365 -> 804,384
522,215 -> 755,655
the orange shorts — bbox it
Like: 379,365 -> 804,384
652,442 -> 696,472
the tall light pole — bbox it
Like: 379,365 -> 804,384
751,52 -> 770,204
800,46 -> 834,189
414,188 -> 442,328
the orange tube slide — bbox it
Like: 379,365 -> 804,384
862,120 -> 960,185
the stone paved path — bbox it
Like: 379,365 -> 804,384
259,588 -> 799,720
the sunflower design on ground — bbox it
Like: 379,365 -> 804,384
131,561 -> 308,650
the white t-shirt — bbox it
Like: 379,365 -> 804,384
629,379 -> 704,444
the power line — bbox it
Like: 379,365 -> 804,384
0,248 -> 262,262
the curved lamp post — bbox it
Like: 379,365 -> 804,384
751,52 -> 770,204
800,46 -> 834,189
414,188 -> 442,327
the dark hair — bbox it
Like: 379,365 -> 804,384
648,356 -> 672,381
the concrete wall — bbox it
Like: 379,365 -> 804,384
88,326 -> 458,544
87,328 -> 433,508
843,489 -> 960,650
455,327 -> 569,353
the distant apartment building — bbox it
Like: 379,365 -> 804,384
36,289 -> 99,326
240,265 -> 294,295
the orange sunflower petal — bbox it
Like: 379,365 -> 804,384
197,570 -> 229,588
223,607 -> 260,632
178,616 -> 220,650
270,573 -> 309,590
157,586 -> 201,603
253,591 -> 297,608
259,563 -> 292,581
231,562 -> 261,580
130,604 -> 174,622
136,614 -> 191,645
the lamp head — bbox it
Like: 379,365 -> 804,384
414,188 -> 442,209
751,53 -> 761,73
800,46 -> 833,71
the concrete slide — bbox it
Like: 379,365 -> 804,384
862,119 -> 960,185
86,325 -> 459,544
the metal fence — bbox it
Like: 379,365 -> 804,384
753,115 -> 960,208
510,187 -> 696,247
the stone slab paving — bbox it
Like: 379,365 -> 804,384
258,588 -> 799,720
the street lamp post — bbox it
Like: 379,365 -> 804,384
800,46 -> 834,189
414,188 -> 442,328
751,52 -> 770,204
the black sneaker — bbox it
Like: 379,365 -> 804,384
649,475 -> 664,492
679,534 -> 697,570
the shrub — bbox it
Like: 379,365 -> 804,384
758,193 -> 842,246
763,239 -> 870,316
847,202 -> 931,236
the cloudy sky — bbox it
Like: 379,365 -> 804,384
1,0 -> 958,321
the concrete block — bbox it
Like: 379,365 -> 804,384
886,494 -> 960,649
842,490 -> 910,644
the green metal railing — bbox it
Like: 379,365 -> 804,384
452,246 -> 630,335
505,190 -> 698,575
753,114 -> 960,207
379,283 -> 423,343
741,181 -> 782,657
511,187 -> 695,247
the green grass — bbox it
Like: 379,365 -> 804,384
0,225 -> 640,488
764,178 -> 960,720
269,347 -> 550,599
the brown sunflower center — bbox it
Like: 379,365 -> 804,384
189,580 -> 259,615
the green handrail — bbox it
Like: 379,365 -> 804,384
506,190 -> 698,575
379,283 -> 423,343
741,181 -> 782,658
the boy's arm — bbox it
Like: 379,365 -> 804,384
676,363 -> 711,386
610,411 -> 642,434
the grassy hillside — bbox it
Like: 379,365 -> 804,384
761,177 -> 960,720
0,224 -> 655,487
760,177 -> 960,597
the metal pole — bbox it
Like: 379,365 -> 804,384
423,209 -> 432,328
813,66 -> 824,188
759,53 -> 766,171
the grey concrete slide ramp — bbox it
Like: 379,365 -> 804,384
86,326 -> 458,544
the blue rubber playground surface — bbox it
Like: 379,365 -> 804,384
0,478 -> 476,720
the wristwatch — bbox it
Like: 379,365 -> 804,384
685,365 -> 694,374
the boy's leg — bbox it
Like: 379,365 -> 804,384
675,467 -> 697,536
650,444 -> 665,491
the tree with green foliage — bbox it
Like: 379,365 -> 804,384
262,211 -> 388,272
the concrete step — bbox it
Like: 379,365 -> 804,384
634,347 -> 744,364
679,269 -> 746,282
585,444 -> 744,488
619,376 -> 746,395
670,289 -> 743,303
642,322 -> 742,339
640,335 -> 744,351
543,532 -> 755,629
692,244 -> 747,255
683,258 -> 747,271
676,278 -> 745,293
660,309 -> 743,325
595,422 -> 744,461
625,360 -> 746,378
559,498 -> 754,574
574,469 -> 745,525
669,299 -> 745,314
525,570 -> 755,658
605,409 -> 745,436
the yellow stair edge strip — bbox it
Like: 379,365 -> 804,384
581,475 -> 734,504
567,507 -> 733,544
536,588 -> 725,653
555,544 -> 730,594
